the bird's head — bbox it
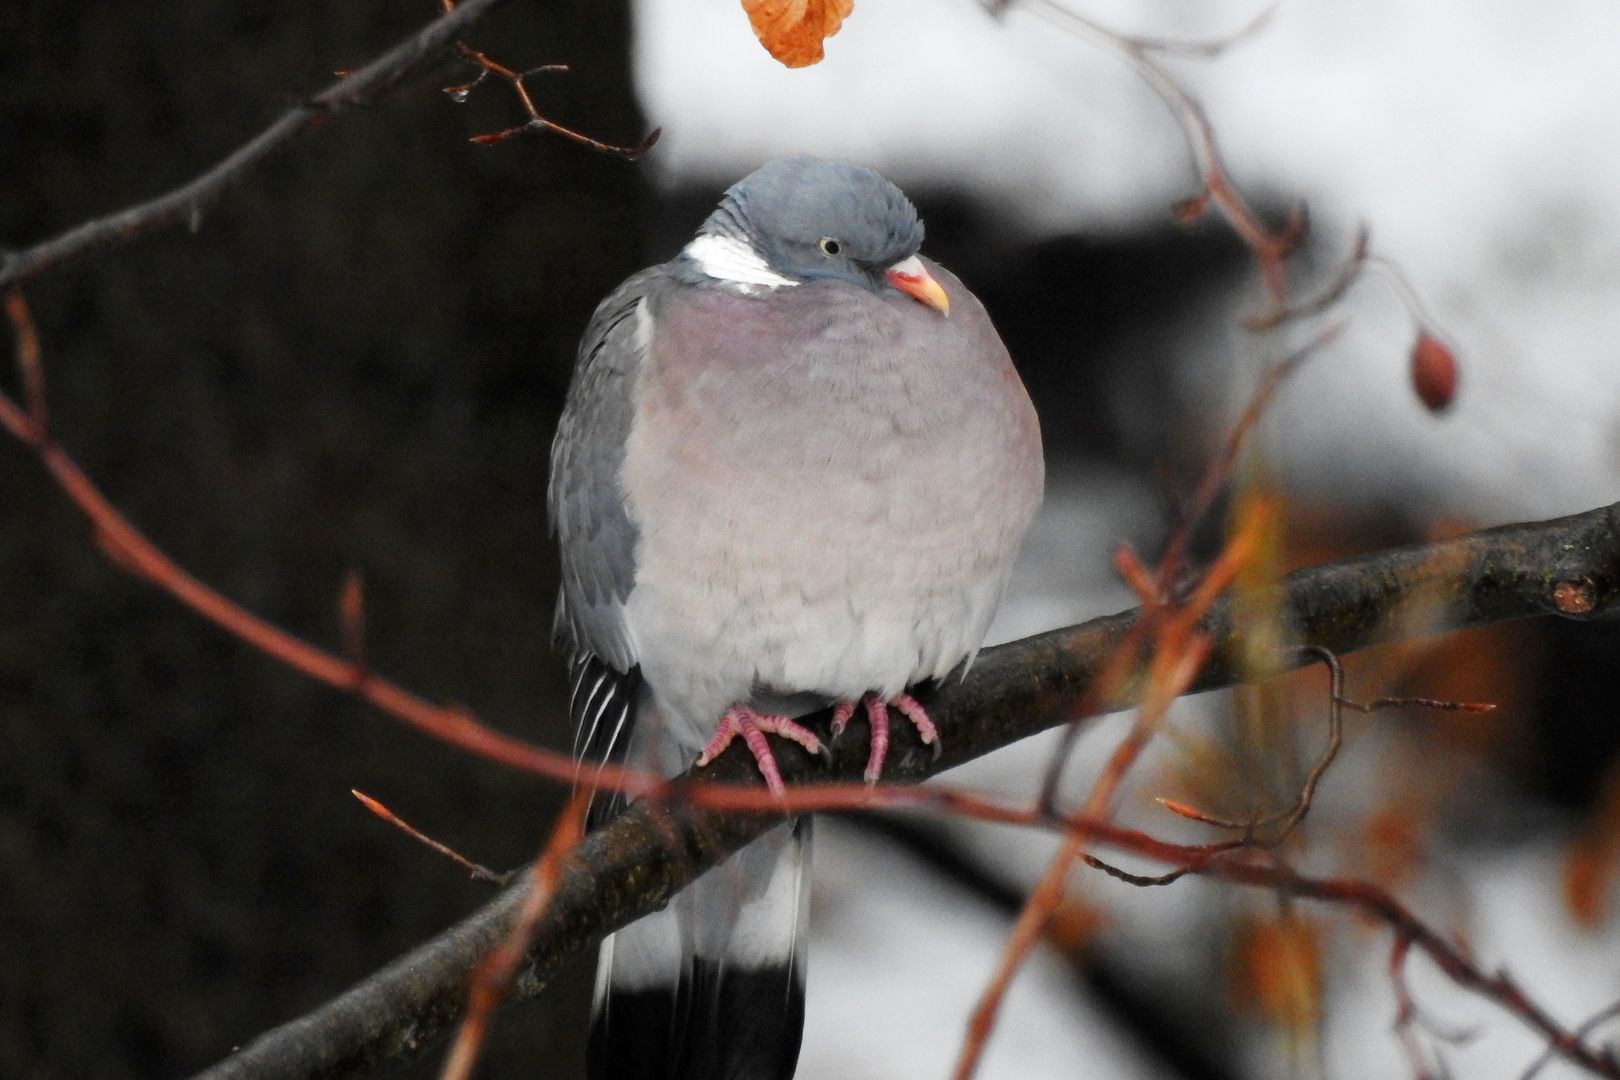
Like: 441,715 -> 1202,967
683,155 -> 950,314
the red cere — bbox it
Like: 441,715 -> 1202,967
1410,332 -> 1458,413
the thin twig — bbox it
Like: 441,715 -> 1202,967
437,796 -> 585,1080
952,828 -> 1089,1080
1521,999 -> 1620,1080
1366,253 -> 1453,340
1231,644 -> 1347,841
957,505 -> 1263,1078
1157,647 -> 1493,841
450,44 -> 661,157
1389,933 -> 1437,1080
1245,225 -> 1371,331
1038,328 -> 1327,807
1124,4 -> 1279,59
352,790 -> 507,885
1022,0 -> 1303,309
1156,322 -> 1339,581
1,288 -> 46,434
0,0 -> 655,289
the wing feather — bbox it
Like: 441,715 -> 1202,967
550,268 -> 664,778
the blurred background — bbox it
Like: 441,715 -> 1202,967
3,1 -> 1620,1077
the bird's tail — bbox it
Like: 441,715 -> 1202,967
587,816 -> 812,1080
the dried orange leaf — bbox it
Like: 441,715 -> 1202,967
742,0 -> 854,68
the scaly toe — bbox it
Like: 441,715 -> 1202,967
829,700 -> 858,744
862,695 -> 890,782
893,692 -> 940,751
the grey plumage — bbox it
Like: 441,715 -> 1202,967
550,269 -> 668,676
549,156 -> 1043,1079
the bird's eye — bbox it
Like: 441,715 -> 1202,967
817,237 -> 843,257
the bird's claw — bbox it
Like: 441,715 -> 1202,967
696,705 -> 826,797
829,700 -> 857,745
831,692 -> 943,782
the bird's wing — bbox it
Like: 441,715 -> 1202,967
549,267 -> 663,794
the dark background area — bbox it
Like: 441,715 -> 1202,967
4,4 -> 1617,1080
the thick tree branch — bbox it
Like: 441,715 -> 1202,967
194,500 -> 1620,1079
0,0 -> 516,289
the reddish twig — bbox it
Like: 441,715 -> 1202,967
1140,852 -> 1619,1078
1157,647 -> 1494,841
952,827 -> 1089,1080
435,0 -> 658,157
1038,327 -> 1323,808
447,45 -> 660,157
944,788 -> 1620,1078
2,288 -> 47,434
1522,999 -> 1620,1080
957,500 -> 1264,1078
0,292 -> 624,792
1224,865 -> 1618,1077
1011,1 -> 1452,353
1244,225 -> 1371,331
1021,0 -> 1303,310
437,795 -> 586,1080
1389,934 -> 1439,1080
352,789 -> 507,884
1167,644 -> 1346,840
1156,322 -> 1338,581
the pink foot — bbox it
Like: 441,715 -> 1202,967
695,705 -> 826,796
831,692 -> 942,783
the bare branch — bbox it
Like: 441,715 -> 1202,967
188,498 -> 1620,1079
0,0 -> 654,289
1020,0 -> 1302,308
449,45 -> 661,156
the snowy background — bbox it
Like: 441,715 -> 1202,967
638,0 -> 1620,523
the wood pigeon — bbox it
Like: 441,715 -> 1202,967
549,155 -> 1044,1078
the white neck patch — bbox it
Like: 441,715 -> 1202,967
682,233 -> 797,290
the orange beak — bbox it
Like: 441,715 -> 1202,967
884,255 -> 950,316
